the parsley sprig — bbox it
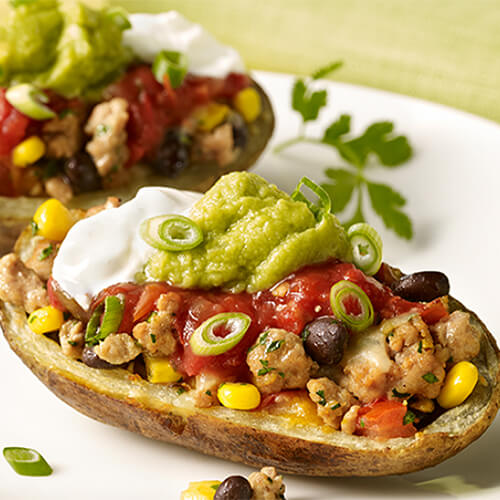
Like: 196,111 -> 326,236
274,62 -> 414,239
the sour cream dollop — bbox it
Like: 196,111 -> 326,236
124,12 -> 245,79
52,187 -> 202,310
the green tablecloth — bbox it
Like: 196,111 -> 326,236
2,0 -> 499,123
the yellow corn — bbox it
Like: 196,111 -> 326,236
28,306 -> 64,335
180,481 -> 221,500
437,361 -> 478,409
144,356 -> 183,384
217,382 -> 261,410
12,136 -> 46,167
233,87 -> 261,123
194,102 -> 230,132
33,198 -> 73,241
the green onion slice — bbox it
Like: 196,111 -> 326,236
347,222 -> 383,276
106,7 -> 132,30
3,447 -> 52,476
152,50 -> 188,88
5,84 -> 56,120
140,214 -> 203,252
85,295 -> 124,346
291,177 -> 331,221
189,312 -> 251,356
330,280 -> 374,332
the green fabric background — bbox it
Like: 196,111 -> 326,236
2,0 -> 499,123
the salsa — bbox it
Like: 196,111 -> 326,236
80,260 -> 447,378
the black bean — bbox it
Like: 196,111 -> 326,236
152,129 -> 190,176
391,271 -> 450,302
303,316 -> 349,365
214,476 -> 253,500
229,113 -> 248,149
81,346 -> 117,370
63,152 -> 102,194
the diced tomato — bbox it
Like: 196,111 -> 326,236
0,89 -> 31,156
421,297 -> 449,324
356,400 -> 417,439
132,282 -> 171,322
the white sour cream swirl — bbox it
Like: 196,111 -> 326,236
124,12 -> 246,78
52,187 -> 202,310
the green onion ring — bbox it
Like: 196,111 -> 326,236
330,280 -> 374,332
5,83 -> 56,120
347,222 -> 383,276
85,295 -> 124,346
140,214 -> 203,252
152,50 -> 188,88
291,177 -> 332,220
189,312 -> 251,356
3,447 -> 52,476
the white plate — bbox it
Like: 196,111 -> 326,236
1,71 -> 500,499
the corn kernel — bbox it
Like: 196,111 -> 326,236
28,306 -> 64,335
233,87 -> 261,123
33,198 -> 73,241
12,136 -> 46,167
194,103 -> 230,132
217,382 -> 261,410
180,481 -> 221,500
437,361 -> 478,409
144,355 -> 183,384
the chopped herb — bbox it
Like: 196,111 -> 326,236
422,372 -> 439,384
274,61 -> 414,240
39,244 -> 53,261
28,315 -> 37,324
418,340 -> 423,353
266,339 -> 284,353
58,109 -> 75,119
387,331 -> 394,338
257,359 -> 275,376
316,390 -> 327,406
211,484 -> 219,491
95,124 -> 110,136
403,410 -> 416,426
331,403 -> 341,411
447,356 -> 454,364
259,332 -> 269,345
150,333 -> 157,344
392,388 -> 410,399
67,340 -> 77,347
359,418 -> 365,428
30,221 -> 39,235
301,327 -> 310,342
205,390 -> 212,396
63,312 -> 70,321
176,387 -> 186,395
278,371 -> 285,378
146,312 -> 157,323
267,476 -> 273,484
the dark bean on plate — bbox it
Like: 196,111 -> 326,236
214,475 -> 253,500
63,152 -> 102,194
230,113 -> 248,149
152,129 -> 190,176
302,316 -> 349,365
81,346 -> 118,369
391,271 -> 450,302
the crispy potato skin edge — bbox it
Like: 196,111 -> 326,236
1,298 -> 499,476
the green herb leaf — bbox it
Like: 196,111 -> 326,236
312,61 -> 343,80
30,220 -> 39,235
403,409 -> 416,426
205,390 -> 212,396
422,372 -> 439,384
38,244 -> 53,261
150,333 -> 157,344
322,114 -> 351,145
331,403 -> 341,411
321,168 -> 357,213
177,387 -> 186,395
367,181 -> 413,239
418,340 -> 423,353
292,79 -> 327,123
257,359 -> 275,376
359,418 -> 365,428
266,339 -> 284,353
316,390 -> 327,406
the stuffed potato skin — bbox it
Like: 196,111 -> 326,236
1,295 -> 499,477
0,80 -> 274,256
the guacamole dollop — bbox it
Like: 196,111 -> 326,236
145,172 -> 351,292
0,0 -> 132,97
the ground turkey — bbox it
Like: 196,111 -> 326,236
0,253 -> 49,313
307,377 -> 356,429
24,238 -> 59,281
42,112 -> 84,159
94,333 -> 141,365
247,328 -> 313,396
248,467 -> 286,500
59,320 -> 84,359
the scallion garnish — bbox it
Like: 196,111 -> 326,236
330,280 -> 374,332
140,214 -> 204,252
85,295 -> 124,346
3,447 -> 52,476
106,7 -> 132,30
152,50 -> 188,88
5,83 -> 56,120
291,177 -> 331,221
189,312 -> 251,356
347,222 -> 383,276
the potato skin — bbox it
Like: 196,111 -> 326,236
1,296 -> 499,476
0,80 -> 275,255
